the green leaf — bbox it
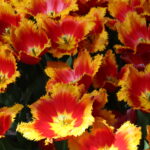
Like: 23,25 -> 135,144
137,110 -> 150,149
144,140 -> 150,150
137,110 -> 150,137
66,56 -> 72,67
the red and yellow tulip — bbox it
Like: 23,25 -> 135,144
45,50 -> 102,92
10,19 -> 50,64
42,16 -> 94,58
17,83 -> 100,143
68,118 -> 141,150
0,45 -> 20,92
118,64 -> 150,112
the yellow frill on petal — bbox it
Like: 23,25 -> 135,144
0,45 -> 20,92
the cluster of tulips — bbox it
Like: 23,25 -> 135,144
0,0 -> 150,149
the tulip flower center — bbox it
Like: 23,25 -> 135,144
50,112 -> 75,136
138,38 -> 145,42
28,47 -> 41,56
141,91 -> 150,101
145,92 -> 150,101
48,11 -> 55,16
57,34 -> 76,50
53,113 -> 73,126
106,76 -> 118,84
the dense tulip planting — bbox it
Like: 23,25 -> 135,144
0,0 -> 150,149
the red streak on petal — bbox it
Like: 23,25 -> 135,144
72,104 -> 85,127
14,31 -> 47,53
0,56 -> 15,78
45,17 -> 84,43
19,52 -> 40,65
29,0 -> 71,15
46,0 -> 69,13
44,20 -> 62,42
114,132 -> 128,150
78,75 -> 92,91
81,127 -> 115,149
36,100 -> 57,122
52,92 -> 78,113
0,13 -> 20,27
29,0 -> 47,15
115,4 -> 132,21
74,61 -> 93,78
130,0 -> 141,7
74,51 -> 94,78
0,115 -> 11,136
54,69 -> 75,83
61,18 -> 84,39
94,129 -> 114,147
34,121 -> 56,138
